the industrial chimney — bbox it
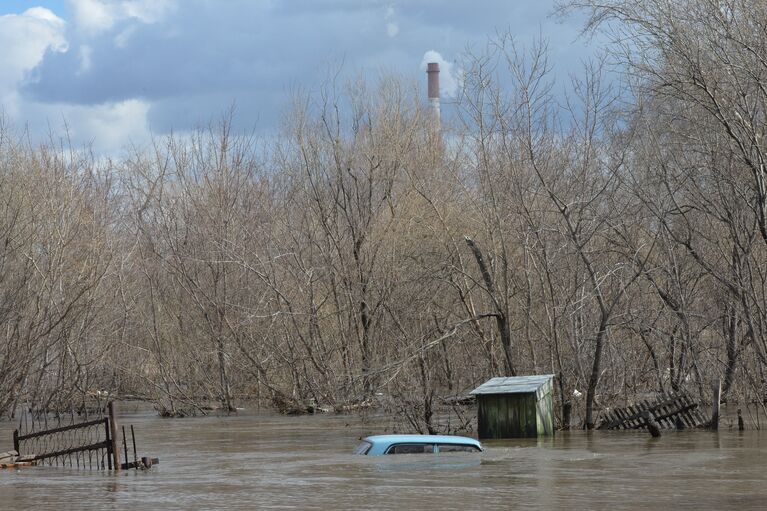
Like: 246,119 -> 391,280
426,62 -> 440,129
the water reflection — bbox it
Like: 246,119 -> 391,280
0,409 -> 765,510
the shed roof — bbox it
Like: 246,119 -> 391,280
470,374 -> 555,395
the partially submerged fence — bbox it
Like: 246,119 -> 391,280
11,401 -> 156,470
598,391 -> 707,430
13,401 -> 120,469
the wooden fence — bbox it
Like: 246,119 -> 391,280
598,391 -> 707,430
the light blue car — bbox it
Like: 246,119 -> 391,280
355,434 -> 483,456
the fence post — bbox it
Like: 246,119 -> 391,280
104,417 -> 112,470
710,378 -> 721,431
108,401 -> 121,471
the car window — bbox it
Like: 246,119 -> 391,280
437,444 -> 480,453
355,441 -> 372,455
386,443 -> 434,454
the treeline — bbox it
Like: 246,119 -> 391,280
1,0 -> 766,430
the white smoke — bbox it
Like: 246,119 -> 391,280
420,50 -> 461,98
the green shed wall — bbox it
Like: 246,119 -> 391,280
477,387 -> 554,439
535,385 -> 554,436
477,393 -> 537,439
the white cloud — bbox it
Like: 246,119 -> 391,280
384,5 -> 398,37
77,44 -> 93,74
24,6 -> 64,24
0,5 -> 156,155
46,99 -> 152,155
70,0 -> 116,34
114,25 -> 137,48
0,8 -> 67,85
70,0 -> 176,36
420,50 -> 461,98
0,8 -> 67,115
123,0 -> 174,23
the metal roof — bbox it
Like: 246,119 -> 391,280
470,374 -> 555,395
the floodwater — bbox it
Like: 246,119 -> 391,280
0,407 -> 765,510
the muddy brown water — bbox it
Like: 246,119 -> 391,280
0,407 -> 765,510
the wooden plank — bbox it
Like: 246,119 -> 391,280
626,405 -> 639,428
603,411 -> 617,430
621,406 -> 634,428
108,401 -> 121,472
656,400 -> 673,428
623,405 -> 634,428
710,379 -> 721,430
684,392 -> 706,425
104,411 -> 112,470
606,410 -> 622,429
682,408 -> 696,428
607,410 -> 620,428
676,394 -> 693,427
614,408 -> 627,429
627,405 -> 639,429
678,396 -> 695,428
670,398 -> 685,428
477,396 -> 490,439
636,404 -> 649,428
628,404 -> 639,428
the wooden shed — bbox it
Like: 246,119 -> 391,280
470,374 -> 555,439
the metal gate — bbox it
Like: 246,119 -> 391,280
13,401 -> 120,470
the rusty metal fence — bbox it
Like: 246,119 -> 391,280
13,401 -> 120,470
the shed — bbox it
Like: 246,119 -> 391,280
470,374 -> 555,439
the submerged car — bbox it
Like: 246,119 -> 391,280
355,434 -> 483,456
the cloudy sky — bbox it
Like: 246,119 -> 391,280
0,0 -> 598,155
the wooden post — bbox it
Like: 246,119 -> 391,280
104,417 -> 112,470
108,401 -> 121,471
13,430 -> 19,453
122,425 -> 129,468
641,410 -> 661,437
737,408 -> 745,431
131,424 -> 137,463
710,378 -> 721,431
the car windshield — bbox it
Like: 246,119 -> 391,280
354,441 -> 372,455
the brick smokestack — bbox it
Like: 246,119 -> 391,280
427,62 -> 440,129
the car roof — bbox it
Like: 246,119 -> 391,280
364,435 -> 479,445
359,434 -> 483,455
